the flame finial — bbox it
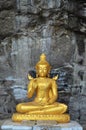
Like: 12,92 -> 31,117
40,53 -> 46,61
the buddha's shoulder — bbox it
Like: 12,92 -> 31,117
31,77 -> 57,82
46,77 -> 56,82
32,77 -> 52,81
29,78 -> 37,83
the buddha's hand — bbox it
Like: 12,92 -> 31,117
39,101 -> 52,106
37,100 -> 50,106
39,98 -> 55,105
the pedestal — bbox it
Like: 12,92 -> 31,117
1,120 -> 83,130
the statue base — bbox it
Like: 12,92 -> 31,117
12,113 -> 70,123
1,120 -> 83,130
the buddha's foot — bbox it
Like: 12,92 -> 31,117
12,113 -> 70,123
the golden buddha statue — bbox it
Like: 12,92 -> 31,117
12,54 -> 70,123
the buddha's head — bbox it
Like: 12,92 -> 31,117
35,54 -> 51,77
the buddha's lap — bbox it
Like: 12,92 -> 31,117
16,101 -> 67,113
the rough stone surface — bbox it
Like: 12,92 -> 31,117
0,0 -> 86,129
1,120 -> 83,130
0,10 -> 15,38
0,83 -> 16,119
0,0 -> 15,10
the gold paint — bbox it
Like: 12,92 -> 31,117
12,53 -> 70,123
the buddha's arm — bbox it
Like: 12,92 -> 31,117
27,79 -> 36,98
49,80 -> 58,104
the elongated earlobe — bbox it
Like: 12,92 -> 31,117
36,74 -> 38,78
48,74 -> 50,77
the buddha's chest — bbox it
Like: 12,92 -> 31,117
36,79 -> 51,90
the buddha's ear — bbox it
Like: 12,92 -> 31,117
48,65 -> 51,72
47,66 -> 51,77
36,74 -> 38,78
49,66 -> 52,72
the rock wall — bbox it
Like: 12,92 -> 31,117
0,0 -> 86,129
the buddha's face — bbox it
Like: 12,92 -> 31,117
37,64 -> 49,77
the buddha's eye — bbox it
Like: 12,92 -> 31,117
38,66 -> 47,71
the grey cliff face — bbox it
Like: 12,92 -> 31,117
0,0 -> 86,129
